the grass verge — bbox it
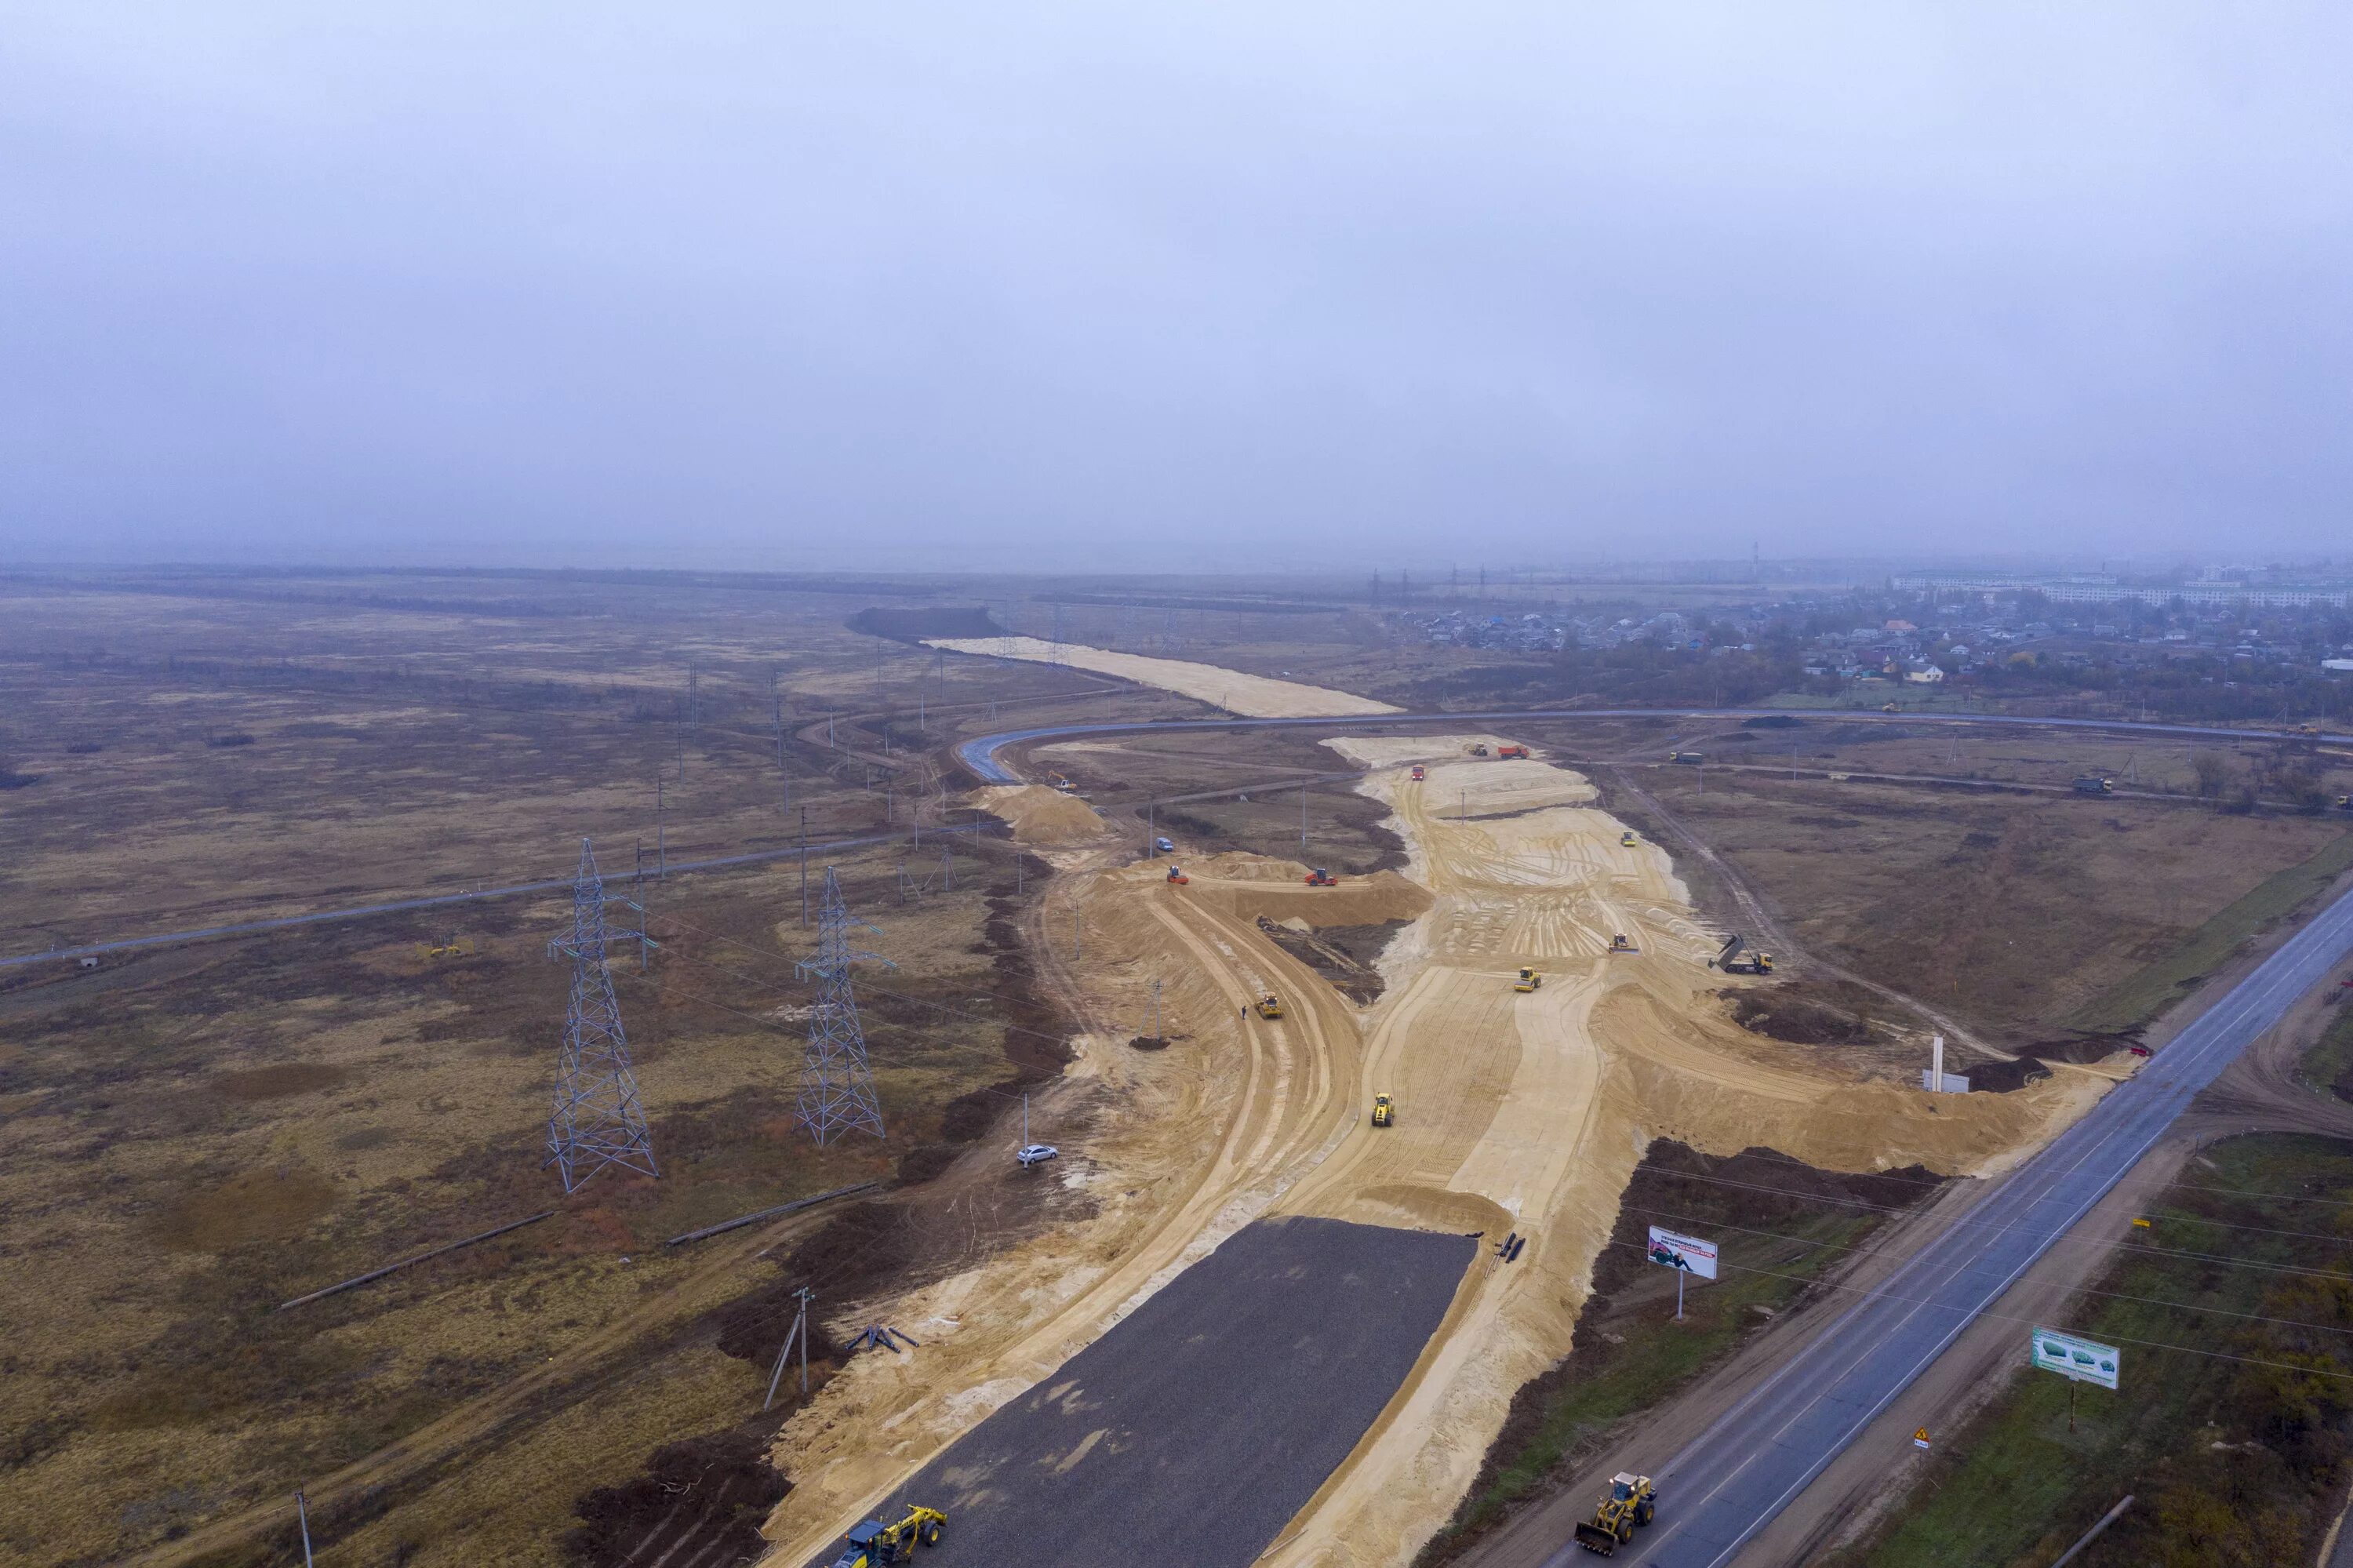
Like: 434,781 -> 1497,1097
1829,1133 -> 2353,1568
2297,999 -> 2353,1102
2068,831 -> 2353,1033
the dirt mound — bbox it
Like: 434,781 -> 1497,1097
975,784 -> 1109,845
1969,1057 -> 2056,1093
1726,987 -> 1877,1046
565,1421 -> 791,1568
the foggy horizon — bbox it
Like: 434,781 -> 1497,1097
5,4 -> 2348,572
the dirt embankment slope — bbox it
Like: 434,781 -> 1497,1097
925,635 -> 1400,718
972,783 -> 1111,846
759,736 -> 2109,1568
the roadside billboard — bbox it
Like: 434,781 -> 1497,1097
1646,1225 -> 1718,1281
2030,1327 -> 2120,1390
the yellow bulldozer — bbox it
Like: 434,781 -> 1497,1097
829,1504 -> 947,1566
1572,1472 -> 1657,1555
1254,994 -> 1284,1020
1514,966 -> 1541,992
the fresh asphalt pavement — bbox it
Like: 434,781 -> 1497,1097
1531,879 -> 2353,1568
813,1216 -> 1474,1568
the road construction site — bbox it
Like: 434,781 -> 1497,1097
766,657 -> 2118,1567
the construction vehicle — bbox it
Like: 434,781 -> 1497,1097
2071,774 -> 2115,795
2339,795 -> 2352,811
1166,864 -> 1189,885
1046,771 -> 1076,793
1497,744 -> 1529,759
1304,867 -> 1337,886
1514,966 -> 1542,992
829,1504 -> 947,1566
1714,934 -> 1773,974
1410,765 -> 1426,780
1467,744 -> 1489,757
1571,1473 -> 1657,1555
1608,933 -> 1637,954
1254,994 -> 1284,1020
1882,701 -> 1901,713
1668,751 -> 1703,765
1370,1093 -> 1394,1128
1620,831 -> 1637,847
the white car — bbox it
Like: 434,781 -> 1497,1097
1016,1144 -> 1060,1170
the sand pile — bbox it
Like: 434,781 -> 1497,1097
973,784 -> 1110,845
926,636 -> 1400,718
1179,857 -> 1433,928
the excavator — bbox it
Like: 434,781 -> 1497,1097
1514,966 -> 1542,992
1714,934 -> 1773,973
1304,867 -> 1338,886
829,1504 -> 947,1566
1572,1473 -> 1657,1555
1254,994 -> 1285,1020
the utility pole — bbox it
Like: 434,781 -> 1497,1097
1300,783 -> 1308,853
765,1286 -> 816,1408
296,1491 -> 315,1568
1146,977 -> 1162,1042
656,776 -> 667,879
776,697 -> 790,811
799,806 -> 810,928
1074,905 -> 1082,960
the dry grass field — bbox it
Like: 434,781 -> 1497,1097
5,576 -> 2349,1567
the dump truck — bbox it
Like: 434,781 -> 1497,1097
1715,934 -> 1773,973
1370,1093 -> 1394,1128
1668,751 -> 1703,765
1304,867 -> 1337,886
1166,864 -> 1189,885
2071,774 -> 2115,795
1254,995 -> 1284,1020
1497,744 -> 1529,759
1515,966 -> 1541,992
829,1504 -> 947,1566
1410,765 -> 1426,780
1572,1473 -> 1657,1555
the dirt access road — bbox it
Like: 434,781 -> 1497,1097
762,725 -> 2100,1568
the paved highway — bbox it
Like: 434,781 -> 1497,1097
1539,879 -> 2353,1568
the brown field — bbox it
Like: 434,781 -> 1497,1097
5,580 -> 2350,1568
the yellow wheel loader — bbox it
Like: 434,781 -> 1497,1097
1370,1093 -> 1394,1127
1572,1472 -> 1657,1555
829,1504 -> 947,1566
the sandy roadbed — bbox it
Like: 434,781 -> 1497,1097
924,635 -> 1399,718
760,734 -> 2107,1567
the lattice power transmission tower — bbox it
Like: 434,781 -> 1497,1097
796,866 -> 892,1147
546,839 -> 658,1191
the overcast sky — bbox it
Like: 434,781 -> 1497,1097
2,4 -> 2347,573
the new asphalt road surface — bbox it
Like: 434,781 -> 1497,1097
813,1217 -> 1474,1568
1535,877 -> 2353,1568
